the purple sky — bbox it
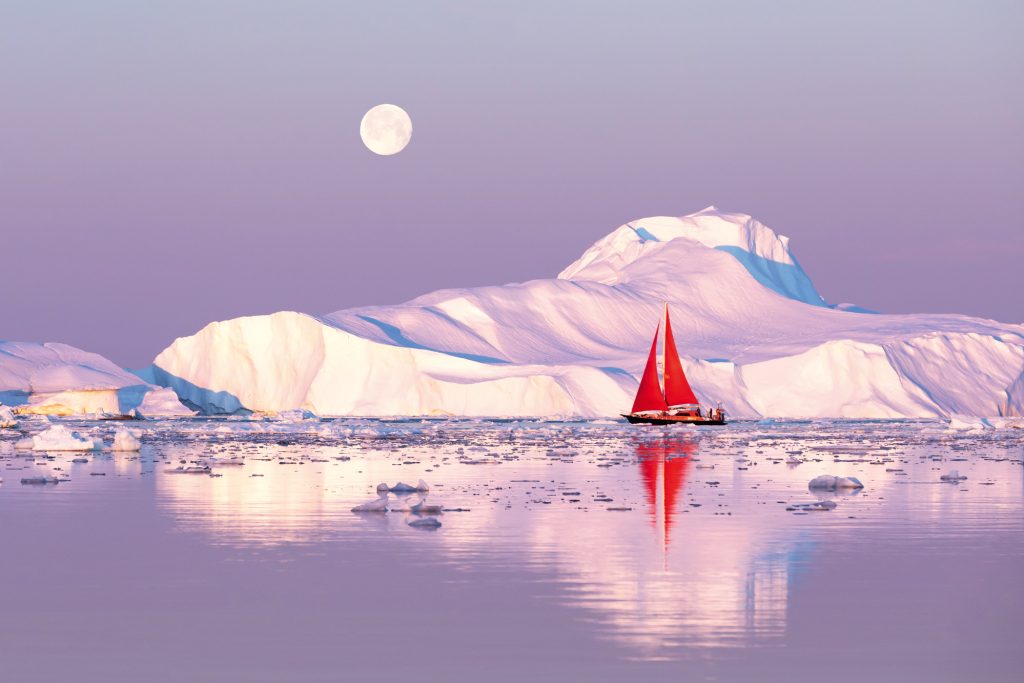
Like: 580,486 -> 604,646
2,1 -> 1022,367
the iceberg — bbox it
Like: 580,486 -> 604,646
0,341 -> 193,417
120,208 -> 1024,418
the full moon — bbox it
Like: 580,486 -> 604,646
359,104 -> 412,155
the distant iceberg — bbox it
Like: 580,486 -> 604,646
0,341 -> 193,417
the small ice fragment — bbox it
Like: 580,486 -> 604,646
72,457 -> 89,464
164,465 -> 212,474
410,500 -> 443,515
940,470 -> 968,482
111,428 -> 142,452
21,476 -> 61,485
808,475 -> 864,491
388,482 -> 419,493
408,517 -> 442,528
352,494 -> 389,512
786,500 -> 838,512
376,482 -> 390,493
0,405 -> 17,428
416,479 -> 430,492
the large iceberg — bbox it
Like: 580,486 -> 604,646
0,341 -> 192,416
146,207 -> 1023,418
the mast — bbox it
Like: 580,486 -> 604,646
631,322 -> 669,413
662,305 -> 700,407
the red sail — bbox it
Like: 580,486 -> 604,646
663,307 -> 699,407
631,322 -> 668,413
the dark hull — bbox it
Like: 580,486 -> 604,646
622,413 -> 726,426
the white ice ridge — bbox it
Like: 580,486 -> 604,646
0,341 -> 192,416
131,207 -> 1023,417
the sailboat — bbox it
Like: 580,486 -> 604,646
622,306 -> 726,426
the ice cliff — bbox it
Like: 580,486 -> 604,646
132,207 -> 1024,417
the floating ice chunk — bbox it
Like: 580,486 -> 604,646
376,482 -> 391,493
408,517 -> 442,529
31,425 -> 99,451
388,498 -> 414,512
382,481 -> 428,493
15,437 -> 34,450
808,475 -> 864,491
165,465 -> 212,474
21,476 -> 62,485
786,500 -> 838,512
410,500 -> 443,515
111,428 -> 142,452
352,494 -> 389,512
940,470 -> 968,482
0,405 -> 16,428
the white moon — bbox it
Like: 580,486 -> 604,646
359,104 -> 412,155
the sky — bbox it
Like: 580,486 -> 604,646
2,0 -> 1022,367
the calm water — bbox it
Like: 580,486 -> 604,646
2,418 -> 1022,682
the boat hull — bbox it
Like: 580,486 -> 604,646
621,413 -> 726,426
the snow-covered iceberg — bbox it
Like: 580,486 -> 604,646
145,207 -> 1024,418
0,341 -> 192,416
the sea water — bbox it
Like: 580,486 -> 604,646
1,417 -> 1022,682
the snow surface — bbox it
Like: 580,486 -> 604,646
0,341 -> 192,416
129,207 -> 1021,418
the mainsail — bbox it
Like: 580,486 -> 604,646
662,306 -> 699,407
631,322 -> 669,413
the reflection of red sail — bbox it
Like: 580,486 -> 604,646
637,437 -> 696,552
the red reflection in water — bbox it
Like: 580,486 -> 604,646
636,437 -> 696,555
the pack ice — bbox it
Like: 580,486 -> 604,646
0,341 -> 192,416
110,208 -> 1024,417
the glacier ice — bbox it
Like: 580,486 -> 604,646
142,208 -> 1024,418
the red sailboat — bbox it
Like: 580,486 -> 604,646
622,306 -> 726,425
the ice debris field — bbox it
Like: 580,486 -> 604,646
3,413 -> 1023,680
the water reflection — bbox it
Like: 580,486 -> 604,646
145,421 -> 1024,662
